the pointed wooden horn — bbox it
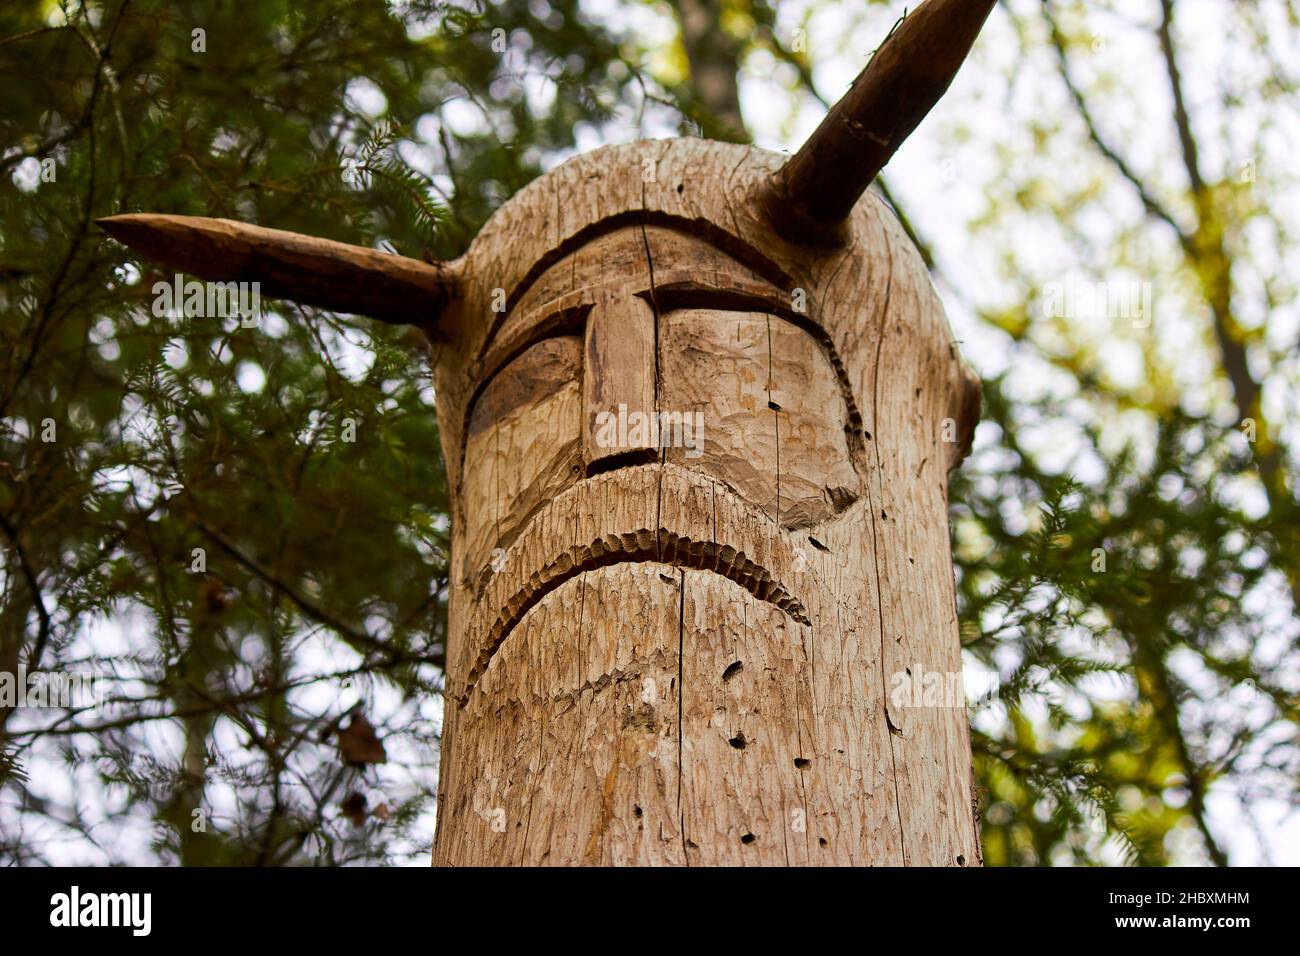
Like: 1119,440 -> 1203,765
97,214 -> 457,334
763,0 -> 996,240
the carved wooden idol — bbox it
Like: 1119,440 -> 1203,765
100,0 -> 995,865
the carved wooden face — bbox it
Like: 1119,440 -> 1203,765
457,225 -> 865,596
431,140 -> 980,865
432,138 -> 979,693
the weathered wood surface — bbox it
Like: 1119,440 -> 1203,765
430,138 -> 981,866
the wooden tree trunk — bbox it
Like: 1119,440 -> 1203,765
429,139 -> 982,865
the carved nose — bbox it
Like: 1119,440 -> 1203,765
583,290 -> 659,474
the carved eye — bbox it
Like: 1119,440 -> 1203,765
461,336 -> 584,585
658,309 -> 860,528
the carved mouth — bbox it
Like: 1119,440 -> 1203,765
454,463 -> 815,704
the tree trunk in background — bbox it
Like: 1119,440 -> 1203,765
671,0 -> 747,142
430,139 -> 982,865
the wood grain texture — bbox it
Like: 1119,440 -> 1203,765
659,307 -> 861,528
427,138 -> 980,866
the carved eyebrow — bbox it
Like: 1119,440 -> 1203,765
481,212 -> 797,361
640,279 -> 799,320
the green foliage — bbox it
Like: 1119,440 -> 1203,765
954,379 -> 1296,864
346,120 -> 450,247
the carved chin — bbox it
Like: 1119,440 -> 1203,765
452,461 -> 829,704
